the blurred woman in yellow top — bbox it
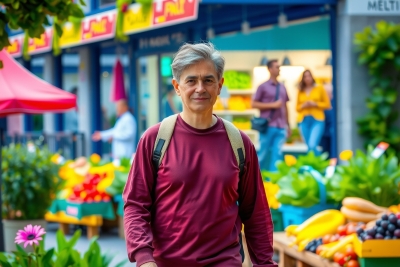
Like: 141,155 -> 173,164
296,70 -> 331,155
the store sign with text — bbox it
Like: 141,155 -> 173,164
6,35 -> 23,57
138,32 -> 186,53
347,0 -> 400,15
152,0 -> 198,27
82,11 -> 115,43
28,28 -> 53,55
123,3 -> 152,35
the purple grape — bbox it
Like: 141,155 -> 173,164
394,229 -> 400,238
385,236 -> 392,240
388,224 -> 396,232
389,214 -> 397,224
376,220 -> 382,227
377,227 -> 385,235
393,236 -> 399,239
397,219 -> 400,228
381,221 -> 389,229
385,230 -> 393,237
382,214 -> 389,220
375,233 -> 384,239
367,228 -> 376,236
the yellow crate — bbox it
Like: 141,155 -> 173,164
354,235 -> 400,258
45,211 -> 103,227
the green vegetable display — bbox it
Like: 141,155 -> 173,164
327,146 -> 400,207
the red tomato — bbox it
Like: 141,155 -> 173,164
316,245 -> 324,255
337,225 -> 348,236
344,245 -> 358,261
346,224 -> 358,235
330,234 -> 340,243
346,260 -> 360,267
333,252 -> 347,266
323,234 -> 333,244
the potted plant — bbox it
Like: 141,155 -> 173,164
1,143 -> 63,252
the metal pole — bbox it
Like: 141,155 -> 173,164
0,127 -> 5,251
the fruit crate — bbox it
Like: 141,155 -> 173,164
279,166 -> 337,228
359,258 -> 400,267
354,235 -> 400,258
279,166 -> 338,228
271,209 -> 283,232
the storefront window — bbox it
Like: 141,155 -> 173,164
160,55 -> 182,120
98,0 -> 115,8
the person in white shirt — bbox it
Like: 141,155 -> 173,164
92,99 -> 137,159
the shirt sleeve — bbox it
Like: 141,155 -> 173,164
316,86 -> 332,110
253,85 -> 264,102
296,91 -> 305,112
282,84 -> 290,102
100,127 -> 115,141
238,133 -> 278,267
122,129 -> 157,266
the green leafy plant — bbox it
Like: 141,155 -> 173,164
1,143 -> 64,220
263,151 -> 330,183
286,128 -> 301,144
354,21 -> 400,154
327,146 -> 400,207
0,0 -> 85,51
0,228 -> 126,266
106,169 -> 129,196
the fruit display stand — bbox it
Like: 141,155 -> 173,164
45,199 -> 116,239
273,232 -> 340,267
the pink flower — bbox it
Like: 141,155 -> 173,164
15,224 -> 46,248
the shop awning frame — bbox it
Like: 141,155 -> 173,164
200,0 -> 337,4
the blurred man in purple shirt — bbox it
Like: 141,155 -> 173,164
252,60 -> 290,171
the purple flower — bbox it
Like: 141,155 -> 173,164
15,224 -> 46,248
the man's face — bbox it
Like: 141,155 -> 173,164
116,101 -> 125,116
268,61 -> 280,77
172,60 -> 223,115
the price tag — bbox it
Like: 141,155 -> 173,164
66,206 -> 78,216
325,158 -> 337,178
371,142 -> 389,159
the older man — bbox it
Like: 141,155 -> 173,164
92,99 -> 136,159
123,42 -> 277,267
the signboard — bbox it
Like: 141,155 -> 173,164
138,31 -> 186,53
346,0 -> 400,15
7,0 -> 199,56
6,35 -> 23,57
123,3 -> 153,35
153,0 -> 198,27
28,28 -> 53,55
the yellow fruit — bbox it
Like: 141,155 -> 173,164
340,206 -> 379,223
342,197 -> 388,214
284,155 -> 297,167
90,153 -> 101,164
285,225 -> 299,236
97,177 -> 114,193
293,210 -> 344,236
339,150 -> 353,161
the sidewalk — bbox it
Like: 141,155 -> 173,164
44,223 -> 134,267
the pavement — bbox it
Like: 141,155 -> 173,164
44,223 -> 135,267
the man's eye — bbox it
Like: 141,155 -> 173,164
187,80 -> 195,84
205,79 -> 213,83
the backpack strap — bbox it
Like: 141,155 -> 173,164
221,118 -> 246,177
152,114 -> 179,172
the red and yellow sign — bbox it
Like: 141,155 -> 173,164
6,35 -> 22,57
82,11 -> 115,42
122,3 -> 152,35
153,0 -> 197,26
28,28 -> 53,55
59,22 -> 82,48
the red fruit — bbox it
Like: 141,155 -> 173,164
322,234 -> 333,244
396,213 -> 400,219
333,252 -> 346,266
346,225 -> 358,235
344,245 -> 358,261
346,260 -> 360,267
330,234 -> 340,243
337,225 -> 348,236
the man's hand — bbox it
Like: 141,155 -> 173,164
140,262 -> 157,267
92,131 -> 102,141
272,100 -> 282,109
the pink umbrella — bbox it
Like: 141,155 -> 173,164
0,50 -> 76,117
110,59 -> 127,102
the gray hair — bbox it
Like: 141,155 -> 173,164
171,42 -> 225,82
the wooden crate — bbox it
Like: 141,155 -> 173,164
45,211 -> 103,239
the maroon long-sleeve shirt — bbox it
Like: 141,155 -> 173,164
123,115 -> 277,267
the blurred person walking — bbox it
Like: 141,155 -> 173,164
123,42 -> 277,267
296,70 -> 331,155
92,99 -> 137,159
252,60 -> 290,172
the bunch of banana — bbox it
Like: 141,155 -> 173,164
340,197 -> 388,223
318,234 -> 356,259
285,209 -> 346,250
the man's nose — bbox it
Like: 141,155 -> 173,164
195,81 -> 206,93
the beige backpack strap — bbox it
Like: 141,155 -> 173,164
221,118 -> 246,176
153,114 -> 179,171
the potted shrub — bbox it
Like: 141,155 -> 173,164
1,143 -> 63,252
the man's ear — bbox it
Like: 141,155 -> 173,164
172,79 -> 180,96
